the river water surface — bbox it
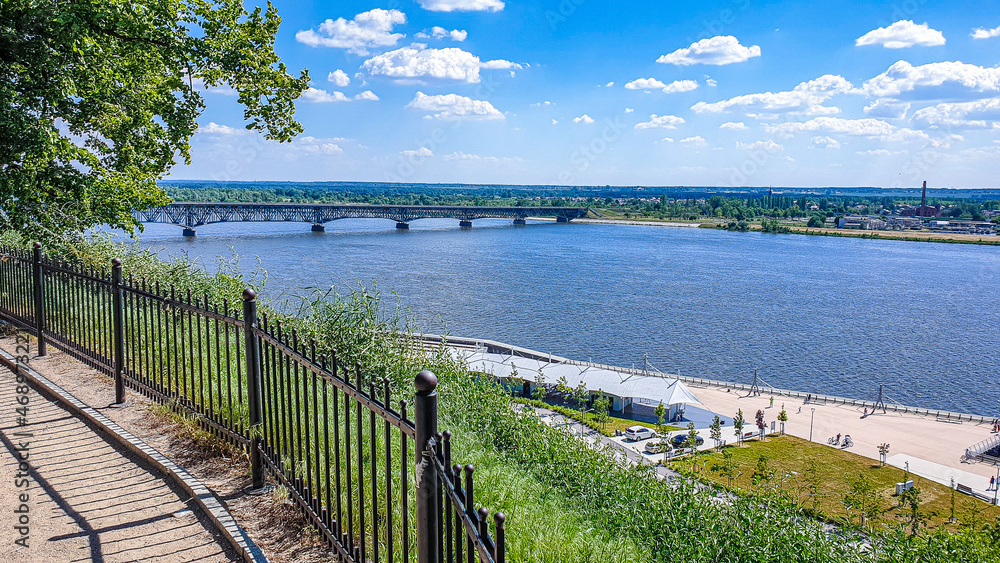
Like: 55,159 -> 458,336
131,219 -> 1000,416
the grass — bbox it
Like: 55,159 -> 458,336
515,398 -> 681,436
674,435 -> 1000,530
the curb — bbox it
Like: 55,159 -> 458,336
0,346 -> 267,563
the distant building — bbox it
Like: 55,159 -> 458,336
900,181 -> 941,218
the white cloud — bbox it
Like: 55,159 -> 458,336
657,36 -> 761,66
430,26 -> 468,41
406,91 -> 504,120
328,70 -> 350,87
928,134 -> 964,149
863,61 -> 1000,98
719,121 -> 748,130
811,136 -> 840,149
530,101 -> 553,107
573,114 -> 595,124
912,97 -> 1000,128
551,119 -> 558,125
198,122 -> 244,135
606,81 -> 615,87
706,78 -> 718,87
856,20 -> 946,49
766,116 -> 930,142
624,108 -> 634,113
402,147 -> 434,158
972,26 -> 1000,39
363,46 -> 481,83
855,149 -> 906,156
480,59 -> 523,70
301,87 -> 351,103
442,151 -> 515,163
662,80 -> 699,94
863,99 -> 909,119
692,74 -> 855,116
354,90 -> 379,101
297,136 -> 345,155
659,137 -> 674,143
296,9 -> 406,55
625,78 -> 667,90
417,0 -> 504,12
737,140 -> 783,152
634,114 -> 685,129
680,136 -> 707,146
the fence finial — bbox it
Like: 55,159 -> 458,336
243,288 -> 257,301
415,370 -> 438,393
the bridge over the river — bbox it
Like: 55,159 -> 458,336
133,202 -> 590,236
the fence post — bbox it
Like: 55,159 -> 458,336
414,370 -> 440,563
31,242 -> 46,357
111,258 -> 125,404
242,289 -> 264,489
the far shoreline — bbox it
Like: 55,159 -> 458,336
557,215 -> 1000,246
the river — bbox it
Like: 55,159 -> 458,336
129,218 -> 1000,416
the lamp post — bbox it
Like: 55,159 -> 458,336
809,408 -> 816,442
994,465 -> 999,506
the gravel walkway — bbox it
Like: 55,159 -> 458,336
0,364 -> 236,562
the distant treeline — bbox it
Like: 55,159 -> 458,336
160,182 -> 1000,222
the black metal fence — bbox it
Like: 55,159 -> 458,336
0,242 -> 504,563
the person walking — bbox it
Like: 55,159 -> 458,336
769,396 -> 774,408
991,476 -> 996,490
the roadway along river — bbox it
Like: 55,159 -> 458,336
131,218 -> 1000,417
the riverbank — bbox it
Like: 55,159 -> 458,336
579,215 -> 1000,245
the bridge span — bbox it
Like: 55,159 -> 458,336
133,202 -> 590,236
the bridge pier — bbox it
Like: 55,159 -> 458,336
513,219 -> 526,225
459,220 -> 473,228
556,216 -> 569,223
311,223 -> 326,232
396,222 -> 410,230
182,227 -> 197,237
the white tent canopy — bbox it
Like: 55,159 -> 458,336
458,351 -> 702,409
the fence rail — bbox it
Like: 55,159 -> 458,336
0,243 -> 503,563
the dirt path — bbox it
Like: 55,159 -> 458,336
0,365 -> 236,562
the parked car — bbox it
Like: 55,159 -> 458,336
644,440 -> 672,454
623,425 -> 657,442
670,434 -> 705,448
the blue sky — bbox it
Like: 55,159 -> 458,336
172,1 -> 1000,188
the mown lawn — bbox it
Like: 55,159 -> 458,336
674,435 -> 1000,530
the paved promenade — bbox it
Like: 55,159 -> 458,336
606,384 -> 998,500
0,366 -> 235,561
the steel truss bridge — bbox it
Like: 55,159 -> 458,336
133,202 -> 589,235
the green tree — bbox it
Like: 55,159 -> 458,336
654,402 -> 666,435
900,486 -> 925,536
592,394 -> 611,430
555,375 -> 570,396
733,409 -> 745,444
571,381 -> 589,410
709,415 -> 723,451
1,0 -> 309,238
531,370 -> 547,401
721,448 -> 737,487
683,422 -> 700,473
843,473 -> 881,529
752,454 -> 774,490
777,407 -> 788,434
